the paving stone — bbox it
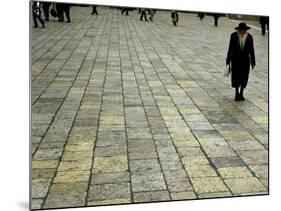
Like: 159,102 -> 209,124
32,168 -> 56,179
218,167 -> 253,178
64,142 -> 94,152
167,180 -> 194,192
198,191 -> 232,199
88,183 -> 131,201
31,198 -> 44,210
32,179 -> 51,198
133,190 -> 170,202
58,160 -> 92,171
210,157 -> 245,168
44,193 -> 86,209
177,147 -> 204,157
248,165 -> 268,179
224,177 -> 267,194
228,140 -> 265,151
182,155 -> 209,166
131,171 -> 167,192
54,170 -> 90,183
91,172 -> 130,185
236,150 -> 268,165
32,160 -> 59,169
171,191 -> 197,200
39,142 -> 65,149
160,160 -> 184,171
93,155 -> 128,173
95,146 -> 127,157
88,198 -> 131,206
164,169 -> 189,182
185,165 -> 218,177
62,150 -> 93,161
48,182 -> 88,195
191,177 -> 229,194
130,159 -> 161,173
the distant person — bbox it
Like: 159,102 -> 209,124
226,23 -> 256,101
42,2 -> 51,21
198,12 -> 205,20
171,11 -> 179,26
140,8 -> 148,21
56,3 -> 71,22
149,9 -> 155,21
213,13 -> 220,26
259,16 -> 269,35
92,5 -> 98,15
121,7 -> 129,16
32,1 -> 45,28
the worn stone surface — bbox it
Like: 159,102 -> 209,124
133,191 -> 170,202
171,191 -> 197,200
224,177 -> 267,194
191,177 -> 229,194
88,183 -> 131,201
92,156 -> 128,173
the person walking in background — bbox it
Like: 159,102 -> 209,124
121,7 -> 129,16
42,2 -> 51,21
259,16 -> 269,35
171,10 -> 179,26
140,8 -> 148,21
56,3 -> 63,22
213,13 -> 220,26
198,12 -> 205,20
62,4 -> 71,22
92,5 -> 98,15
149,9 -> 155,21
56,3 -> 71,22
226,23 -> 256,101
32,1 -> 45,28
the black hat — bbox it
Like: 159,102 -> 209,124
235,22 -> 251,30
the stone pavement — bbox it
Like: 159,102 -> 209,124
31,6 -> 269,210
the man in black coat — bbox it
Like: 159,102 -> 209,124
226,23 -> 256,101
140,8 -> 148,21
213,13 -> 220,26
56,3 -> 71,22
32,1 -> 45,28
42,2 -> 51,21
171,11 -> 179,26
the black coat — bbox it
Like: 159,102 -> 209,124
171,12 -> 179,21
226,32 -> 256,88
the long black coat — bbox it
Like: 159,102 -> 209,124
226,32 -> 256,88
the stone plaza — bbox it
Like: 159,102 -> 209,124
31,6 -> 269,209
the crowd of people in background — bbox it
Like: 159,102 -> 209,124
32,1 -> 72,28
32,2 -> 269,36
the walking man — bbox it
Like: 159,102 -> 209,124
213,13 -> 220,26
121,7 -> 129,16
42,2 -> 51,21
171,10 -> 179,26
92,5 -> 98,15
226,23 -> 256,101
149,9 -> 155,21
140,8 -> 148,21
32,1 -> 45,28
259,16 -> 269,35
198,12 -> 205,20
56,3 -> 71,22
